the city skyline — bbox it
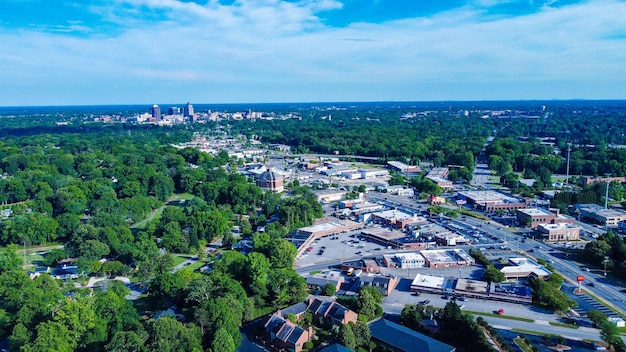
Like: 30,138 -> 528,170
1,0 -> 626,106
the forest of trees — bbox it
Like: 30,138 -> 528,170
0,120 -> 323,351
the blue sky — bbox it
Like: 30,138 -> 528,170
1,0 -> 625,106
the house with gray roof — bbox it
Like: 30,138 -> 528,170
306,296 -> 358,326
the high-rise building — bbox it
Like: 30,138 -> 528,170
183,102 -> 194,118
150,104 -> 161,120
168,107 -> 180,115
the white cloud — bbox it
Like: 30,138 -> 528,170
1,0 -> 626,104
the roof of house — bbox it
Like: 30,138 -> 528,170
319,344 -> 354,352
306,276 -> 342,288
307,297 -> 356,323
327,304 -> 349,321
280,302 -> 308,317
265,313 -> 308,345
369,319 -> 456,352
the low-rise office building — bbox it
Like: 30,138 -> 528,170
500,258 -> 551,281
420,249 -> 475,268
573,204 -> 626,227
457,191 -> 531,212
360,228 -> 432,250
382,252 -> 425,269
536,223 -> 581,242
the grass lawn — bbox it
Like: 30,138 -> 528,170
171,256 -> 187,266
253,306 -> 275,320
549,321 -> 579,329
514,337 -> 535,352
468,311 -> 534,323
458,209 -> 491,221
131,193 -> 195,230
25,252 -> 46,268
187,261 -> 206,271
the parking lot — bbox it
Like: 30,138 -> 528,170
295,229 -> 397,267
381,275 -> 558,322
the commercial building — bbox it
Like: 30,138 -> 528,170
314,189 -> 348,203
386,185 -> 415,197
341,258 -> 381,274
579,176 -> 626,186
516,208 -> 575,229
359,168 -> 389,179
183,102 -> 195,121
500,258 -> 552,281
433,233 -> 469,246
360,228 -> 432,250
387,161 -> 421,174
149,104 -> 161,120
426,167 -> 449,179
420,249 -> 475,269
425,176 -> 454,189
457,191 -> 531,212
536,223 -> 581,242
382,252 -> 425,269
255,169 -> 284,193
410,273 -> 532,304
573,204 -> 626,227
370,209 -> 425,229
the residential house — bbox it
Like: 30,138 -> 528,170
276,302 -> 308,321
306,272 -> 345,294
357,275 -> 399,297
306,297 -> 358,326
264,314 -> 312,352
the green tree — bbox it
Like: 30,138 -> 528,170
483,265 -> 505,283
210,327 -> 236,352
588,310 -> 608,327
145,317 -> 202,352
339,323 -> 357,350
106,331 -> 148,352
358,286 -> 382,320
322,283 -> 337,296
22,321 -> 76,352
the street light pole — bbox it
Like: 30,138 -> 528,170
603,256 -> 610,276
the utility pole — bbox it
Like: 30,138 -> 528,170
565,143 -> 571,186
605,174 -> 611,210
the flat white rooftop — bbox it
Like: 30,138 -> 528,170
458,190 -> 521,204
537,223 -> 580,231
373,209 -> 415,221
517,208 -> 552,216
411,273 -> 445,289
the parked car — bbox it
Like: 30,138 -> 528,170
419,300 -> 430,305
